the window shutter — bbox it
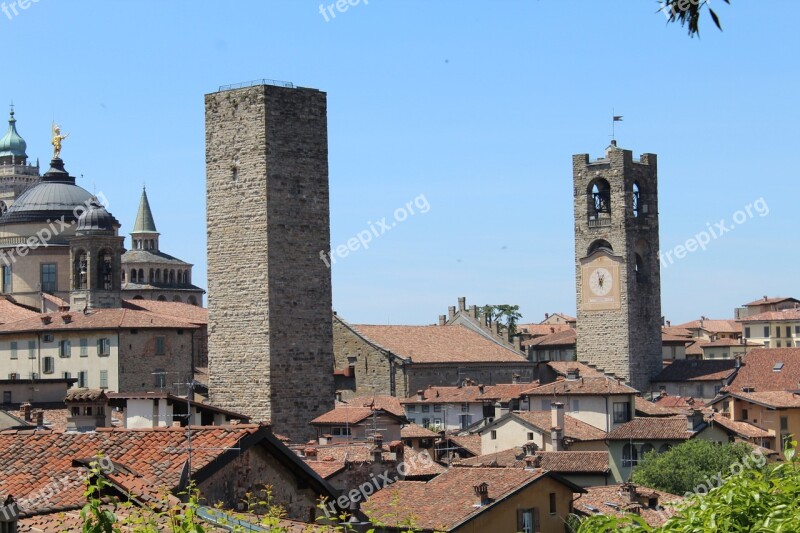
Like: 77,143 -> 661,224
517,509 -> 523,531
533,508 -> 540,532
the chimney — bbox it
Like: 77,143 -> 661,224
319,434 -> 331,445
524,454 -> 542,469
472,483 -> 490,507
734,355 -> 742,368
335,391 -> 343,402
478,383 -> 485,394
304,447 -> 317,459
448,306 -> 456,319
34,410 -> 44,427
40,316 -> 52,325
0,496 -> 19,528
687,409 -> 705,432
620,482 -> 638,503
469,305 -> 478,318
20,403 -> 32,422
491,322 -> 500,335
62,314 -> 72,324
494,401 -> 508,419
372,434 -> 384,462
550,428 -> 562,452
551,402 -> 565,432
513,336 -> 522,351
566,367 -> 580,380
544,313 -> 549,319
666,320 -> 671,327
458,297 -> 466,312
512,373 -> 519,384
417,390 -> 424,401
439,314 -> 447,326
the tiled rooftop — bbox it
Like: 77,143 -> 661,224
509,411 -> 607,441
652,359 -> 738,382
457,449 -> 609,473
523,376 -> 637,396
728,348 -> 800,392
577,484 -> 682,527
607,417 -> 693,441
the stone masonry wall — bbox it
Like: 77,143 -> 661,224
118,328 -> 194,394
573,146 -> 663,392
206,84 -> 334,442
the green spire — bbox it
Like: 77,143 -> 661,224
131,187 -> 158,234
0,105 -> 28,161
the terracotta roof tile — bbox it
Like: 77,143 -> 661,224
402,383 -> 533,405
351,324 -> 528,364
652,360 -> 738,382
743,296 -> 799,307
0,297 -> 38,324
706,413 -> 771,438
672,319 -> 741,334
728,348 -> 800,392
524,377 -> 637,396
122,299 -> 208,325
510,411 -> 607,441
446,434 -> 482,456
607,417 -> 693,441
310,406 -> 378,425
661,326 -> 693,338
458,449 -> 609,473
729,390 -> 800,408
516,323 -> 573,337
363,468 -> 554,531
523,329 -> 576,348
635,397 -> 687,417
304,460 -> 347,479
543,361 -> 606,378
401,423 -> 439,439
0,308 -> 199,334
341,395 -> 405,417
577,484 -> 682,527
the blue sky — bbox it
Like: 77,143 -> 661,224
2,1 -> 797,325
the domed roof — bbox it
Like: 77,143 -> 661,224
0,158 -> 117,226
0,108 -> 27,160
76,199 -> 117,233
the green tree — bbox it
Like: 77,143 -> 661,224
631,439 -> 754,496
661,0 -> 730,37
577,442 -> 800,533
481,304 -> 523,336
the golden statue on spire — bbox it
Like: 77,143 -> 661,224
51,122 -> 69,159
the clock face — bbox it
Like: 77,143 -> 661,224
588,267 -> 613,296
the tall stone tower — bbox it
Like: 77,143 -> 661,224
573,141 -> 662,392
205,82 -> 334,441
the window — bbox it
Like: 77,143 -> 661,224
28,340 -> 35,358
77,371 -> 88,388
155,336 -> 166,355
460,414 -> 471,430
43,333 -> 54,343
1,264 -> 11,293
80,338 -> 88,356
622,443 -> 638,467
29,372 -> 38,379
613,402 -> 631,423
764,326 -> 770,337
421,405 -> 430,413
154,369 -> 166,389
572,400 -> 580,413
63,371 -> 71,379
491,430 -> 497,440
407,405 -> 416,413
2,391 -> 10,404
777,341 -> 782,348
433,404 -> 441,412
43,356 -> 54,374
527,432 -> 534,441
461,403 -> 469,412
10,341 -> 17,359
696,385 -> 704,397
421,418 -> 430,428
100,370 -> 108,389
97,338 -> 111,356
331,427 -> 352,437
795,326 -> 800,335
787,326 -> 792,338
59,340 -> 71,358
780,416 -> 788,431
741,408 -> 749,421
744,327 -> 751,338
40,263 -> 57,293
433,418 -> 442,429
517,508 -> 540,533
8,373 -> 18,380
549,492 -> 557,515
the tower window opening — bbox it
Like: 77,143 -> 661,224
587,179 -> 611,227
632,182 -> 641,218
97,251 -> 113,290
74,251 -> 88,290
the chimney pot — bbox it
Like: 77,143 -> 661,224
439,315 -> 447,326
417,390 -> 424,401
34,410 -> 44,427
21,403 -> 32,422
448,306 -> 456,319
458,297 -> 466,311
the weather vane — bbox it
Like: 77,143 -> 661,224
612,111 -> 623,140
51,122 -> 69,159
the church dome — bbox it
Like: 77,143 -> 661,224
0,158 -> 115,226
76,199 -> 116,233
0,108 -> 27,161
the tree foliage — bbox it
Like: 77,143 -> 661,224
481,304 -> 522,336
577,442 -> 800,532
661,0 -> 730,37
630,439 -> 755,496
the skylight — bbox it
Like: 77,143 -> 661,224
773,362 -> 785,372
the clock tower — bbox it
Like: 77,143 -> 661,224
573,141 -> 662,392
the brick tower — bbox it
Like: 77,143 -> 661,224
573,141 -> 662,392
205,82 -> 334,440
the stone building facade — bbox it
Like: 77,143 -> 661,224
205,82 -> 334,441
573,142 -> 663,392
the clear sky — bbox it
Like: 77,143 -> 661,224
2,1 -> 797,325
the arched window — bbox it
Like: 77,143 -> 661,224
587,178 -> 611,226
173,295 -> 182,303
74,250 -> 87,290
156,269 -> 161,283
150,239 -> 155,250
157,295 -> 167,301
177,271 -> 183,285
98,250 -> 113,290
641,443 -> 655,457
632,182 -> 641,218
0,200 -> 7,215
188,295 -> 197,306
659,444 -> 672,454
169,270 -> 175,285
184,270 -> 190,285
137,269 -> 144,285
587,239 -> 613,256
121,270 -> 126,283
149,269 -> 155,283
622,443 -> 638,467
132,295 -> 144,300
